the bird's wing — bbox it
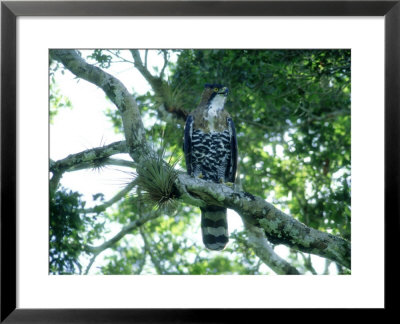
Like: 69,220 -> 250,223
227,117 -> 238,183
183,115 -> 194,175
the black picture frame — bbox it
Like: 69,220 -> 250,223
1,0 -> 398,321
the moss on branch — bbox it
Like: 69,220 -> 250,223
177,173 -> 351,269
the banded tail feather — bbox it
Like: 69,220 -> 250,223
201,206 -> 229,251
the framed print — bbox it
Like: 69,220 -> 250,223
1,0 -> 399,322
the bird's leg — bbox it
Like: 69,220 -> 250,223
219,177 -> 234,188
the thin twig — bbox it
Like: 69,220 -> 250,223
244,222 -> 301,275
84,253 -> 99,275
85,211 -> 160,255
140,227 -> 164,274
81,180 -> 136,214
160,50 -> 169,79
105,49 -> 135,65
299,252 -> 318,275
50,141 -> 128,174
144,50 -> 148,69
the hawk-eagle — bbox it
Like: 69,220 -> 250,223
183,84 -> 238,250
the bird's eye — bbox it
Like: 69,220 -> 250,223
214,88 -> 219,92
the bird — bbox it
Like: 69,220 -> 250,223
183,84 -> 238,250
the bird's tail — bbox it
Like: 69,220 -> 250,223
200,206 -> 229,251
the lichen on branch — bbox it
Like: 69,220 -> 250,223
50,50 -> 151,162
176,173 -> 351,269
51,49 -> 351,273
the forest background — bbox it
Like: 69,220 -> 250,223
49,49 -> 351,275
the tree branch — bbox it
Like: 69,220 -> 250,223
140,227 -> 164,274
50,140 -> 132,193
84,253 -> 99,275
176,173 -> 351,269
50,140 -> 129,174
104,158 -> 136,169
53,50 -> 350,271
104,50 -> 134,65
244,223 -> 300,275
82,180 -> 136,214
130,49 -> 161,89
51,50 -> 152,162
49,171 -> 63,196
159,50 -> 169,79
323,259 -> 332,275
299,252 -> 318,275
144,50 -> 148,69
85,211 -> 159,255
130,49 -> 187,122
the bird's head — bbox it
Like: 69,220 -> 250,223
201,84 -> 229,108
204,83 -> 229,97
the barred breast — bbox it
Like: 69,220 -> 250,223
191,129 -> 231,183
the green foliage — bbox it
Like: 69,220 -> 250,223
169,49 -> 351,240
104,106 -> 123,134
49,187 -> 105,274
135,150 -> 180,211
101,243 -> 147,274
49,188 -> 85,274
87,49 -> 113,68
50,49 -> 351,275
49,59 -> 72,123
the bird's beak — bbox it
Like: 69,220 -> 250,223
218,87 -> 229,96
